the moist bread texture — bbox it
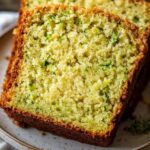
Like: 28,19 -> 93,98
19,0 -> 150,121
0,5 -> 148,146
22,0 -> 150,31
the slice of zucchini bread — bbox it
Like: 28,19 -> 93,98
0,5 -> 148,146
21,0 -> 150,120
22,0 -> 150,31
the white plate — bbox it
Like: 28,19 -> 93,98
0,32 -> 150,150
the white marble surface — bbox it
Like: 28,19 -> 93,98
0,138 -> 13,150
0,12 -> 18,37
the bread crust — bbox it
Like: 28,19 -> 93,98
124,36 -> 150,118
0,5 -> 149,146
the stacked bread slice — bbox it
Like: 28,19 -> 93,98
0,0 -> 150,147
22,0 -> 150,30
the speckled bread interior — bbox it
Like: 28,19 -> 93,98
22,0 -> 150,32
0,4 -> 149,146
20,0 -> 150,119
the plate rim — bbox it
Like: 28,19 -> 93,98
0,124 -> 150,150
0,124 -> 39,150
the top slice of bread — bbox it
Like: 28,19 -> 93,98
21,0 -> 150,31
0,5 -> 148,146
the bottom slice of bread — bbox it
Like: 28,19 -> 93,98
4,51 -> 150,146
0,5 -> 149,146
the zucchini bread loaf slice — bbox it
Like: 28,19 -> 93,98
22,0 -> 150,31
0,5 -> 148,146
21,0 -> 150,119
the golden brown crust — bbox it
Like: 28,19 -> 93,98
5,108 -> 114,146
0,5 -> 149,146
124,34 -> 150,118
0,10 -> 30,106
